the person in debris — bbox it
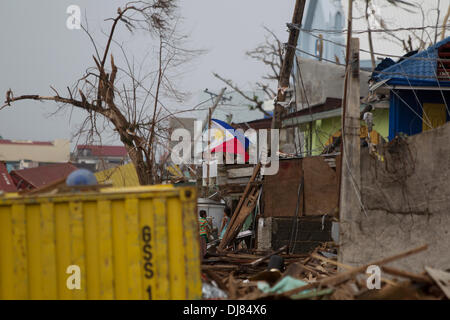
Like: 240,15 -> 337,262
199,210 -> 212,257
219,207 -> 232,240
199,210 -> 212,242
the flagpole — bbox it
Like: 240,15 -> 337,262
203,87 -> 227,198
206,107 -> 212,197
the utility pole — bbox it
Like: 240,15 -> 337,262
339,0 -> 361,266
339,37 -> 361,265
341,0 -> 353,132
271,0 -> 306,130
338,0 -> 353,206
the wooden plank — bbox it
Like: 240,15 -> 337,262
311,253 -> 397,286
247,246 -> 287,267
382,266 -> 432,284
201,265 -> 239,270
227,167 -> 255,178
303,156 -> 338,216
232,163 -> 261,218
221,187 -> 260,249
218,163 -> 261,251
425,267 -> 450,299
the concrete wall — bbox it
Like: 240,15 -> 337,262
295,57 -> 371,109
257,217 -> 333,254
340,122 -> 450,272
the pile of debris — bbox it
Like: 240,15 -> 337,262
201,243 -> 449,300
202,162 -> 449,300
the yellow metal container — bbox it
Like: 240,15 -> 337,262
0,185 -> 201,300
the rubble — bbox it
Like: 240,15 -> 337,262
201,242 -> 449,300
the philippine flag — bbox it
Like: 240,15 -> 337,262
206,119 -> 250,161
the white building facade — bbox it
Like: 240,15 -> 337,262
297,0 -> 346,64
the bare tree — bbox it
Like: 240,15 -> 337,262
213,27 -> 283,118
358,0 -> 448,56
364,0 -> 377,70
357,0 -> 419,68
442,5 -> 450,40
2,1 -> 201,185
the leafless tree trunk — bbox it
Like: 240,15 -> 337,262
2,1 -> 202,185
365,0 -> 376,70
442,5 -> 450,40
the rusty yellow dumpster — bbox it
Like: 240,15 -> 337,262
0,185 -> 201,300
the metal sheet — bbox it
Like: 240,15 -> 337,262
263,159 -> 303,217
303,156 -> 339,216
0,185 -> 201,300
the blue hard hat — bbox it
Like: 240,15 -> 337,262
66,169 -> 98,186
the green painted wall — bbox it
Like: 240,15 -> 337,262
304,108 -> 389,155
372,108 -> 389,139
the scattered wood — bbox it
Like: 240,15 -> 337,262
267,244 -> 429,299
356,282 -> 424,300
228,272 -> 238,299
202,264 -> 239,270
246,245 -> 288,267
201,242 -> 446,300
425,266 -> 450,299
311,252 -> 397,286
218,163 -> 261,251
382,266 -> 433,284
203,268 -> 229,293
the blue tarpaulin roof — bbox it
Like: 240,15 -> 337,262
373,36 -> 450,87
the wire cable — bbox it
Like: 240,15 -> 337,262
288,23 -> 450,35
294,28 -> 450,63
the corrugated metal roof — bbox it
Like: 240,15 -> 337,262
77,145 -> 128,157
0,162 -> 17,192
232,117 -> 272,130
10,163 -> 78,189
95,163 -> 140,187
374,36 -> 450,86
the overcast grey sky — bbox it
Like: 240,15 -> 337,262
0,0 -> 447,146
0,0 -> 295,145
